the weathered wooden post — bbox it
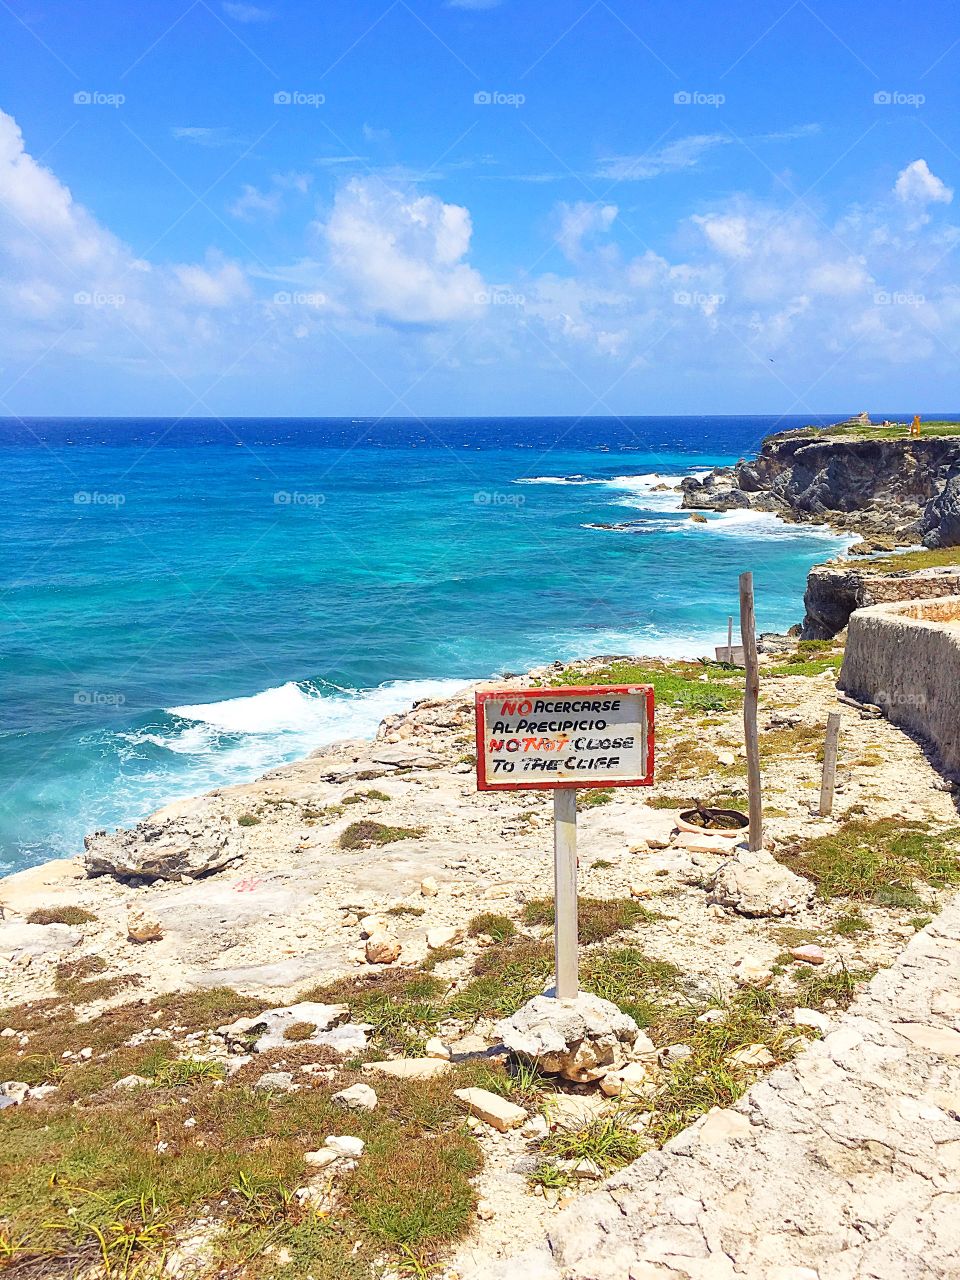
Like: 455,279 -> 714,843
819,712 -> 841,817
739,571 -> 763,851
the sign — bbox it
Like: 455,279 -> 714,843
475,684 -> 655,791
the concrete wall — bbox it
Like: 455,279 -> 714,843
840,594 -> 960,778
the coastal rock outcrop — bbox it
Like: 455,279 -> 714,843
84,813 -> 243,881
801,562 -> 960,639
681,430 -> 960,548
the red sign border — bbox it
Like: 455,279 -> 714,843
475,684 -> 655,792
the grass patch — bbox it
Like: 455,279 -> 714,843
237,813 -> 261,827
467,913 -> 516,942
343,789 -> 391,805
422,945 -> 464,971
451,941 -> 553,1020
26,906 -> 97,927
550,659 -> 743,715
645,794 -> 695,810
863,545 -> 960,575
579,789 -> 613,809
53,956 -> 142,1004
538,1114 -> 644,1177
522,897 -> 657,944
765,656 -> 843,678
339,821 -> 422,850
386,904 -> 426,918
779,819 -> 960,905
581,947 -> 682,1029
591,858 -> 615,870
282,1021 -> 318,1042
153,1057 -> 226,1086
795,961 -> 874,1009
302,970 -> 445,1056
831,910 -> 871,937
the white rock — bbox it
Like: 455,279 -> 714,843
793,1007 -> 830,1033
365,932 -> 402,964
454,1087 -> 527,1132
424,1037 -> 450,1060
496,992 -> 639,1083
364,1057 -> 451,1080
127,909 -> 163,943
359,914 -> 385,938
697,1009 -> 725,1024
599,1060 -> 658,1099
556,1157 -> 603,1180
420,876 -> 439,897
426,926 -> 462,950
113,1074 -> 152,1090
477,1199 -> 496,1221
789,944 -> 825,966
332,1083 -> 378,1112
728,1043 -> 775,1068
711,849 -> 814,918
324,1135 -> 365,1159
698,1105 -> 752,1144
303,1148 -> 340,1170
717,751 -> 736,767
733,957 -> 774,988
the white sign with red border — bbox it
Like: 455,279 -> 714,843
475,684 -> 655,792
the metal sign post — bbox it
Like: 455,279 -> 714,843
475,684 -> 655,1001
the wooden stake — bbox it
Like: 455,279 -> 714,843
727,615 -> 734,658
739,572 -> 763,852
553,788 -> 579,999
819,712 -> 841,817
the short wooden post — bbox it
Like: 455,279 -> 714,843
727,615 -> 734,659
739,572 -> 763,851
819,712 -> 841,817
553,788 -> 579,999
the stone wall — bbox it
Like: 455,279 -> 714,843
802,564 -> 960,639
839,593 -> 960,778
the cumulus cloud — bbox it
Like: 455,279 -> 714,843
174,258 -> 251,307
895,159 -> 953,207
556,202 -> 618,261
228,183 -> 283,221
319,178 -> 485,325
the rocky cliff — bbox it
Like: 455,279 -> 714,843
681,431 -> 960,548
801,563 -> 960,639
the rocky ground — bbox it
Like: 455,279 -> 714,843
2,643 -> 959,1278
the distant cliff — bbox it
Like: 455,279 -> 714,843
681,430 -> 960,548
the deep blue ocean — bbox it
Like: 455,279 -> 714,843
0,415 -> 851,874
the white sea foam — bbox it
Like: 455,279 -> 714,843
166,676 -> 473,749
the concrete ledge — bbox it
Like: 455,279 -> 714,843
839,593 -> 960,778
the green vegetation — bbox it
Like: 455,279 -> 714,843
521,897 -> 657,944
795,961 -> 874,1009
339,821 -> 423,850
831,910 -> 872,937
590,858 -> 615,870
819,419 -> 960,441
580,947 -> 682,1029
0,1049 -> 481,1278
779,819 -> 960,905
343,789 -> 391,805
764,655 -> 843,678
237,813 -> 261,827
386,904 -> 426,918
550,659 -> 743,715
537,1114 -> 644,1181
53,956 -> 141,1004
579,789 -> 613,809
303,970 -> 446,1056
26,905 -> 97,927
282,1021 -> 318,1042
467,912 -> 517,942
860,545 -> 960,575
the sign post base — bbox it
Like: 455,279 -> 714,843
553,788 -> 578,1000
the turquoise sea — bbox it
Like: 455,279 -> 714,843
0,415 -> 851,874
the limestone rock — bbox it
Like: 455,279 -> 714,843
324,1134 -> 365,1159
85,813 -> 243,882
217,1002 -> 368,1056
727,1043 -> 774,1068
363,1057 -> 451,1080
332,1083 -> 378,1112
113,1074 -> 152,1090
733,956 -> 774,988
496,992 -> 639,1083
426,926 -> 462,950
420,876 -> 439,897
599,1060 -> 658,1099
365,932 -> 401,964
127,909 -> 163,943
710,848 -> 814,918
789,944 -> 825,965
253,1071 -> 296,1092
793,1007 -> 830,1033
454,1086 -> 527,1132
424,1037 -> 450,1060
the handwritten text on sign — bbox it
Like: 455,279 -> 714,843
475,684 -> 654,792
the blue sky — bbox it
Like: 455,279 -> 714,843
1,0 -> 958,415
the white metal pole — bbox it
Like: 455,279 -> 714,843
553,788 -> 579,1000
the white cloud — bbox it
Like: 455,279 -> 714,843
174,259 -> 251,307
362,123 -> 392,144
692,212 -> 750,259
556,202 -> 618,261
222,2 -> 274,21
228,183 -> 283,221
172,126 -> 237,148
895,159 -> 953,207
320,178 -> 485,325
